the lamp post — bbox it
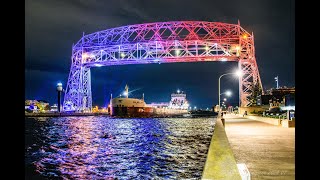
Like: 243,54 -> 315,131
218,70 -> 242,111
56,83 -> 63,112
275,76 -> 279,89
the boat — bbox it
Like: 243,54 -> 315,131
109,85 -> 189,117
109,85 -> 154,117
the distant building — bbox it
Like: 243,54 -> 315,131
257,87 -> 295,110
266,87 -> 295,96
50,104 -> 58,112
282,94 -> 295,110
284,94 -> 295,106
25,100 -> 38,106
25,99 -> 50,112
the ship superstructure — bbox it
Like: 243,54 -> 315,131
168,90 -> 189,110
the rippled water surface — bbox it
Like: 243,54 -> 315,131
25,116 -> 216,179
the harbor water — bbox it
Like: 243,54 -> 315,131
25,116 -> 216,179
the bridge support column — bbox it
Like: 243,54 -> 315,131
63,49 -> 92,112
238,32 -> 263,107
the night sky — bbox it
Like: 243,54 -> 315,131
25,0 -> 294,109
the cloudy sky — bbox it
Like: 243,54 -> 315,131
25,0 -> 294,108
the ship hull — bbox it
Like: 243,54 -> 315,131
111,107 -> 188,117
111,107 -> 154,117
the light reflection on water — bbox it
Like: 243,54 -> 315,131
25,116 -> 216,179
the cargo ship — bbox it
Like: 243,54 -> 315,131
109,85 -> 189,117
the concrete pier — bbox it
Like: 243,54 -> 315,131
202,116 -> 242,180
223,114 -> 295,179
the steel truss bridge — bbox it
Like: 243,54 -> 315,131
63,21 -> 263,112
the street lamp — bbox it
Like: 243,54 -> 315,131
56,82 -> 63,113
221,90 -> 232,97
218,70 -> 242,111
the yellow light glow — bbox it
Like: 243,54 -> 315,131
175,49 -> 180,55
120,53 -> 125,58
205,46 -> 210,51
82,53 -> 89,59
242,34 -> 248,39
235,46 -> 241,50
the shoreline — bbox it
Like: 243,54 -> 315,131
25,113 -> 109,117
25,113 -> 217,118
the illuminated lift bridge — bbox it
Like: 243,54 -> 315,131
63,21 -> 263,112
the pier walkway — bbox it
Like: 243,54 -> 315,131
223,114 -> 295,179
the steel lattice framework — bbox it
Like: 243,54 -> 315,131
63,21 -> 263,112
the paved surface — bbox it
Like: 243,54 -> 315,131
223,114 -> 295,180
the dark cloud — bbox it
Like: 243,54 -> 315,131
25,0 -> 294,108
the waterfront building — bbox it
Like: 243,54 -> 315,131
50,104 -> 58,112
25,99 -> 50,112
257,87 -> 295,111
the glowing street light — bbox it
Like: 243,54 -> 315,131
225,91 -> 232,97
120,52 -> 126,58
177,89 -> 180,93
220,90 -> 232,97
218,70 -> 242,110
223,98 -> 227,101
57,83 -> 63,88
235,70 -> 242,77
